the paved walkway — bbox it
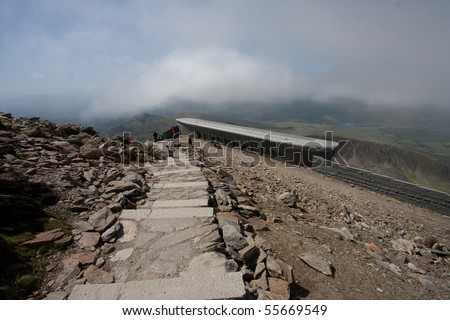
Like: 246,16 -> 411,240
69,144 -> 246,299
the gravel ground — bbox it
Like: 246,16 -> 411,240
200,141 -> 450,299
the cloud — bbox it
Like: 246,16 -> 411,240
31,72 -> 45,79
3,0 -> 450,118
86,47 -> 307,118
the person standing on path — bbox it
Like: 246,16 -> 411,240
153,131 -> 158,142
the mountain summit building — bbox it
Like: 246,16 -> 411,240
176,118 -> 339,166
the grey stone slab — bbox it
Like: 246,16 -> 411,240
141,217 -> 201,232
150,207 -> 214,219
153,168 -> 201,176
138,261 -> 179,278
118,220 -> 138,243
135,232 -> 158,248
69,283 -> 124,300
120,209 -> 151,221
111,266 -> 130,283
160,175 -> 207,183
151,181 -> 208,189
149,224 -> 217,251
110,248 -> 134,262
119,272 -> 245,300
158,242 -> 194,261
43,291 -> 68,300
147,189 -> 209,201
180,252 -> 237,277
152,198 -> 209,208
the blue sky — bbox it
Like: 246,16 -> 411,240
1,0 -> 450,118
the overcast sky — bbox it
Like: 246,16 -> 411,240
1,0 -> 450,118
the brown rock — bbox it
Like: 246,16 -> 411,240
365,242 -> 389,261
237,196 -> 252,205
105,181 -> 139,194
275,258 -> 294,284
54,235 -> 73,245
257,270 -> 269,291
299,253 -> 334,276
78,250 -> 100,266
76,221 -> 94,232
267,277 -> 290,300
248,217 -> 269,231
277,192 -> 298,207
266,256 -> 282,278
365,243 -> 384,256
22,228 -> 65,246
83,265 -> 114,284
390,239 -> 416,255
423,236 -> 438,248
88,207 -> 117,233
54,255 -> 83,285
78,232 -> 100,248
254,262 -> 266,279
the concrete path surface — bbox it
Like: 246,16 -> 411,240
69,145 -> 246,299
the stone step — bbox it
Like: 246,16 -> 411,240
150,207 -> 214,219
152,198 -> 209,208
120,209 -> 151,221
153,167 -> 201,176
146,189 -> 209,201
69,272 -> 246,300
151,181 -> 208,189
120,207 -> 214,220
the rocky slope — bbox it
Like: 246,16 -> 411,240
200,143 -> 450,299
0,112 -> 163,299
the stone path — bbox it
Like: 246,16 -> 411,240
69,146 -> 246,299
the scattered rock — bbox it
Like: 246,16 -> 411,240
254,262 -> 266,278
275,258 -> 294,284
375,260 -> 403,279
95,257 -> 105,268
257,270 -> 269,291
430,249 -> 450,257
407,262 -> 426,275
365,243 -> 389,261
248,217 -> 269,231
43,291 -> 68,300
101,222 -> 122,243
22,229 -> 65,246
83,265 -> 114,284
267,277 -> 290,300
105,181 -> 140,194
78,232 -> 100,248
78,251 -> 100,266
277,192 -> 298,207
88,208 -> 117,233
221,224 -> 248,250
214,189 -> 229,206
322,226 -> 354,242
76,221 -> 94,232
390,239 -> 416,255
266,256 -> 283,278
423,236 -> 438,248
299,253 -> 334,276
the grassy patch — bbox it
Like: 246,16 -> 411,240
0,211 -> 71,299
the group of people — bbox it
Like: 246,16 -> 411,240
152,127 -> 194,158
